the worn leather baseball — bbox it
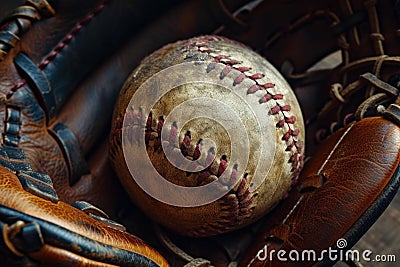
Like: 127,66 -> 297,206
110,36 -> 305,237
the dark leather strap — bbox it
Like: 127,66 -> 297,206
384,104 -> 400,125
331,10 -> 367,35
3,106 -> 21,147
0,0 -> 55,61
17,171 -> 59,203
0,146 -> 58,203
14,53 -> 56,118
0,220 -> 44,257
72,201 -> 126,231
49,122 -> 89,185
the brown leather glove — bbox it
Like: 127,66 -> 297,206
105,0 -> 400,266
224,0 -> 400,266
0,0 -> 190,265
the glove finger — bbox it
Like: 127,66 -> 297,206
55,138 -> 129,218
239,117 -> 400,266
0,164 -> 169,266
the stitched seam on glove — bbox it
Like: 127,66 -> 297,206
7,0 -> 113,99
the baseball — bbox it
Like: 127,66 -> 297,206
110,35 -> 305,237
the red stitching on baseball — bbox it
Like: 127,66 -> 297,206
220,65 -> 232,79
183,36 -> 303,179
248,85 -> 261,94
233,73 -> 246,86
285,115 -> 296,123
249,73 -> 265,80
270,105 -> 281,115
259,93 -> 272,103
263,82 -> 275,89
214,55 -> 229,61
225,59 -> 242,65
136,110 -> 257,223
236,66 -> 251,72
206,62 -> 217,73
6,0 -> 113,99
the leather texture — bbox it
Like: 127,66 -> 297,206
0,164 -> 168,266
0,0 -> 399,266
240,117 -> 400,266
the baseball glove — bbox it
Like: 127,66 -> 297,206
0,0 -> 189,266
222,0 -> 400,266
1,0 -> 399,267
105,0 -> 400,266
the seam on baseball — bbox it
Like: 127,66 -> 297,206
179,36 -> 305,232
183,36 -> 304,176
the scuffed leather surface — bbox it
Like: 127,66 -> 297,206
240,117 -> 400,266
0,164 -> 169,266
